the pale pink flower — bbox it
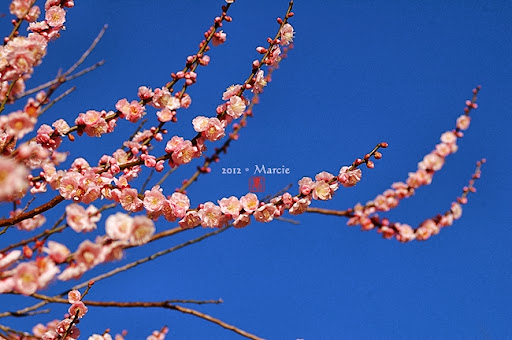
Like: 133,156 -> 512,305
212,30 -> 227,46
10,0 -> 32,19
0,250 -> 21,270
240,193 -> 259,213
68,300 -> 88,318
143,186 -> 166,216
105,212 -> 134,241
0,277 -> 15,293
44,241 -> 70,264
179,211 -> 201,228
280,23 -> 295,45
0,156 -> 29,202
289,197 -> 311,215
171,140 -> 199,165
395,223 -> 416,243
42,330 -> 59,340
218,196 -> 242,217
56,319 -> 80,338
2,110 -> 36,138
298,177 -> 315,195
130,216 -> 155,245
13,262 -> 39,295
169,192 -> 190,218
435,143 -> 452,157
439,213 -> 454,227
66,203 -> 100,232
440,131 -> 457,144
456,115 -> 471,130
75,240 -> 103,269
192,116 -> 209,132
59,172 -> 83,201
233,213 -> 251,228
416,219 -> 440,241
252,70 -> 267,94
33,323 -> 48,337
37,257 -> 60,289
119,187 -> 143,212
406,169 -> 432,188
156,108 -> 175,122
198,202 -> 224,228
226,95 -> 246,119
68,289 -> 81,304
418,152 -> 445,171
203,117 -> 225,141
45,6 -> 66,27
151,87 -> 180,110
253,204 -> 277,223
138,86 -> 153,100
338,166 -> 362,187
57,263 -> 86,281
222,84 -> 242,100
451,202 -> 462,219
180,93 -> 192,108
312,181 -> 333,200
116,99 -> 146,122
16,212 -> 46,231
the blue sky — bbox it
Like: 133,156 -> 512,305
1,0 -> 511,339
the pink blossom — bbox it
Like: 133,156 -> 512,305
406,169 -> 432,188
45,6 -> 66,27
66,203 -> 100,232
456,115 -> 471,130
0,156 -> 29,202
440,131 -> 457,144
169,192 -> 190,218
240,193 -> 259,213
130,215 -> 155,245
192,116 -> 209,132
179,211 -> 201,228
226,95 -> 246,119
395,223 -> 416,243
451,202 -> 462,219
254,204 -> 277,223
218,196 -> 242,217
151,87 -> 180,110
58,172 -> 83,201
144,186 -> 166,217
222,84 -> 242,100
418,152 -> 445,171
180,93 -> 192,108
280,23 -> 295,45
212,30 -> 227,46
138,86 -> 153,100
10,0 -> 32,19
44,241 -> 70,264
116,99 -> 146,122
68,289 -> 81,304
198,202 -> 224,228
289,197 -> 311,215
68,301 -> 88,318
2,110 -> 36,138
13,262 -> 39,295
57,263 -> 86,281
312,181 -> 333,200
15,211 -> 46,231
37,257 -> 60,289
298,177 -> 315,195
156,108 -> 176,122
74,240 -> 103,269
119,187 -> 143,212
252,70 -> 267,94
105,212 -> 134,241
203,117 -> 225,141
0,250 -> 21,270
233,213 -> 251,228
416,219 -> 440,241
338,166 -> 362,187
42,330 -> 59,340
171,140 -> 199,165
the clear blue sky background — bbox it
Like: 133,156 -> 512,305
1,0 -> 511,339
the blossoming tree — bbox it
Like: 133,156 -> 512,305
0,0 -> 485,339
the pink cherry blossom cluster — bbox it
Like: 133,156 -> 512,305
178,144 -> 384,230
1,0 -> 74,99
337,87 -> 482,241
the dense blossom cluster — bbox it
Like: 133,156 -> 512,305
341,90 -> 481,242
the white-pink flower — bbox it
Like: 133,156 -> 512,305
45,6 -> 66,27
105,212 -> 134,241
226,95 -> 246,119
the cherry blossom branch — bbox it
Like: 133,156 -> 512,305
15,25 -> 108,100
2,0 -> 36,46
